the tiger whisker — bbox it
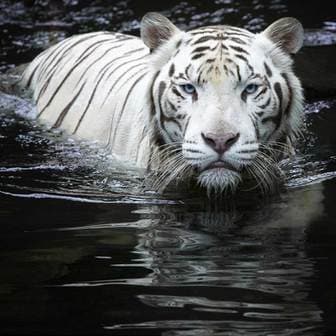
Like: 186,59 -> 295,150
153,159 -> 192,192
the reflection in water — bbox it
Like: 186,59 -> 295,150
44,184 -> 325,335
112,188 -> 324,334
0,186 -> 325,335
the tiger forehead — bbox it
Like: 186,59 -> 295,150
172,26 -> 256,84
187,25 -> 254,45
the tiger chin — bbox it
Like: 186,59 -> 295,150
20,12 -> 304,196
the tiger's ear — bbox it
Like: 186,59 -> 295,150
262,17 -> 304,54
141,12 -> 180,51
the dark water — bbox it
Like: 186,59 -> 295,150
1,1 -> 336,335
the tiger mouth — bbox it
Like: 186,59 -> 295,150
201,160 -> 239,173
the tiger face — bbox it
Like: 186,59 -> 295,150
142,13 -> 304,193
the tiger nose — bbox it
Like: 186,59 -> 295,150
201,132 -> 240,154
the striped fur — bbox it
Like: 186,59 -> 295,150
20,13 -> 304,194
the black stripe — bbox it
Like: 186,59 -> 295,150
226,30 -> 252,39
160,102 -> 182,133
150,71 -> 160,116
264,76 -> 271,88
90,53 -> 124,92
52,80 -> 87,128
195,62 -> 204,75
102,47 -> 146,84
172,86 -> 184,99
38,40 -> 123,104
190,29 -> 220,35
262,111 -> 281,130
264,62 -> 273,77
37,33 -> 106,86
136,122 -> 147,164
241,90 -> 247,103
75,51 -> 114,86
32,34 -> 81,84
228,69 -> 235,78
74,63 -> 146,135
155,80 -> 167,138
36,35 -> 86,82
109,70 -> 147,145
261,83 -> 283,130
191,53 -> 205,60
257,96 -> 271,109
35,47 -> 68,90
192,90 -> 198,102
235,55 -> 254,75
228,37 -> 248,45
94,49 -> 123,80
206,58 -> 216,64
167,100 -> 177,112
114,35 -> 136,42
192,46 -> 210,53
172,49 -> 180,58
183,115 -> 191,137
238,149 -> 258,154
192,35 -> 223,44
176,113 -> 186,120
236,64 -> 241,82
223,64 -> 229,76
24,64 -> 39,89
37,38 -> 116,116
72,82 -> 102,134
186,149 -> 204,154
185,64 -> 192,78
169,63 -> 175,77
158,81 -> 167,119
100,60 -> 147,109
255,87 -> 267,99
206,65 -> 214,75
176,72 -> 188,80
274,82 -> 283,112
104,66 -> 147,147
166,118 -> 182,133
250,115 -> 260,140
196,67 -> 205,84
26,35 -> 77,88
78,39 -> 121,64
281,73 -> 292,115
235,53 -> 248,62
157,85 -> 183,137
229,45 -> 249,54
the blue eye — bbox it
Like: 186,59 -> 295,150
244,83 -> 259,95
180,84 -> 196,95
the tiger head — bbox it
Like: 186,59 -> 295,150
141,13 -> 304,194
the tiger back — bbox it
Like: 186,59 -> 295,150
21,31 -> 154,166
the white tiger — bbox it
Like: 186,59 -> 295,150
20,12 -> 304,194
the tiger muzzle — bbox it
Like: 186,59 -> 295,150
201,132 -> 240,155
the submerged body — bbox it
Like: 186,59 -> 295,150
21,13 -> 304,193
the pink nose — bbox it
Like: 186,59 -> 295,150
201,132 -> 240,154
